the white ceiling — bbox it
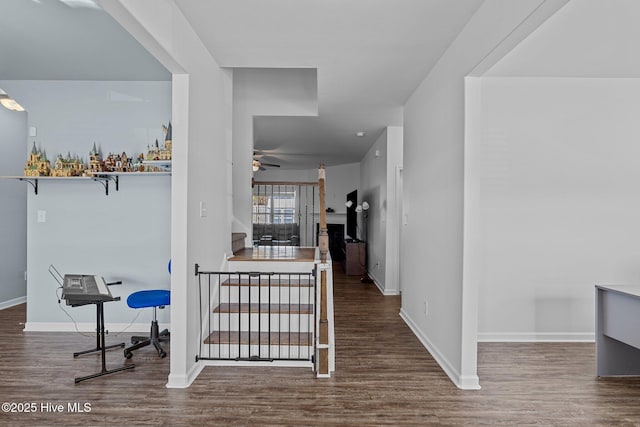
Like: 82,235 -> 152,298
487,0 -> 640,78
173,0 -> 484,168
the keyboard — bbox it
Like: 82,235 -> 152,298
62,275 -> 115,305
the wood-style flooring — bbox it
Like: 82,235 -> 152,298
229,246 -> 315,262
2,265 -> 640,426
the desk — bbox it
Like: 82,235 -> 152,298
595,285 -> 640,376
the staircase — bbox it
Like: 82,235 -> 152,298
197,254 -> 317,364
195,169 -> 335,376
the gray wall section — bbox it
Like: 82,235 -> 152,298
0,107 -> 27,307
26,175 -> 171,324
0,80 -> 172,325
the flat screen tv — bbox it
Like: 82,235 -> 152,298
346,189 -> 357,240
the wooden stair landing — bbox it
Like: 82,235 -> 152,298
229,247 -> 315,262
204,331 -> 312,345
214,303 -> 313,314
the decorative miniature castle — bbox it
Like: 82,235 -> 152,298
86,142 -> 106,175
51,152 -> 86,177
104,152 -> 133,172
23,123 -> 171,176
146,122 -> 172,161
24,142 -> 51,176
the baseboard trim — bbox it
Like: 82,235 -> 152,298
478,332 -> 595,342
0,296 -> 26,310
399,308 -> 480,390
23,321 -> 169,334
167,362 -> 204,389
369,275 -> 400,296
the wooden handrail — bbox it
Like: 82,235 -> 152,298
317,164 -> 330,376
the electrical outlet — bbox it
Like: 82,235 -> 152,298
424,300 -> 428,316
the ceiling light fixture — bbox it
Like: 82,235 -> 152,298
253,159 -> 261,172
356,132 -> 365,137
0,90 -> 25,112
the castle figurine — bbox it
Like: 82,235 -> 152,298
86,142 -> 106,176
104,152 -> 133,172
24,142 -> 51,176
146,122 -> 172,161
23,123 -> 171,177
51,152 -> 86,177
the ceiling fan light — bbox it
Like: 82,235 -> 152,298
252,159 -> 261,172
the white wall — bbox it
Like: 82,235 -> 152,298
476,77 -> 640,341
0,107 -> 27,308
0,80 -> 172,328
101,0 -> 233,388
401,0 -> 555,389
0,80 -> 169,156
232,68 -> 318,243
358,126 -> 403,295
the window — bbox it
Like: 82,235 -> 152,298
252,190 -> 296,224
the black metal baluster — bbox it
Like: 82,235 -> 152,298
268,274 -> 272,360
238,272 -> 241,360
288,273 -> 292,359
298,273 -> 302,359
208,273 -> 212,360
305,274 -> 315,359
278,272 -> 282,360
197,273 -> 202,361
258,273 -> 261,359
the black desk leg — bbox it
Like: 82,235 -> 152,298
74,302 -> 134,383
73,302 -> 125,357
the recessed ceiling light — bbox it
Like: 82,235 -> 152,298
356,132 -> 365,137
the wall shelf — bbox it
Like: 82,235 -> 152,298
0,172 -> 170,196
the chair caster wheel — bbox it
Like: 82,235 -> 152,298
124,352 -> 133,359
159,351 -> 166,358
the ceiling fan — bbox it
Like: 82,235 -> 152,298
253,152 -> 281,171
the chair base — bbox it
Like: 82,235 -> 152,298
124,320 -> 170,359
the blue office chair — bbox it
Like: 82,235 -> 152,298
124,261 -> 171,359
124,290 -> 170,358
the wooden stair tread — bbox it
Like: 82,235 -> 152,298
204,331 -> 312,346
214,303 -> 313,314
221,277 -> 313,287
229,247 -> 315,262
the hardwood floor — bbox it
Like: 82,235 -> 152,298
2,266 -> 640,426
229,246 -> 316,261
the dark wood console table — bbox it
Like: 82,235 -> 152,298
343,240 -> 366,276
